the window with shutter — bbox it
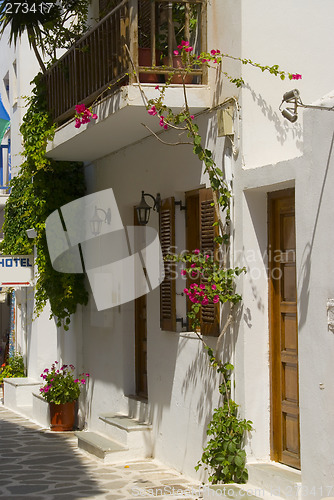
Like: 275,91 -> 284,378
199,188 -> 220,336
185,187 -> 220,337
159,197 -> 176,331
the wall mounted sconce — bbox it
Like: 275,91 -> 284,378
136,191 -> 161,226
175,200 -> 186,211
90,206 -> 111,236
280,89 -> 334,123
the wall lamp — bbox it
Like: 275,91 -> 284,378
90,206 -> 111,236
280,89 -> 334,123
136,191 -> 161,226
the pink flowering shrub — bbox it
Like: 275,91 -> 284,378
74,104 -> 97,129
40,361 -> 89,404
166,249 -> 246,330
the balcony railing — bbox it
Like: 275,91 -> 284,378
45,0 -> 206,124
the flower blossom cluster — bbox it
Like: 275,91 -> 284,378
183,283 -> 220,305
291,73 -> 302,80
74,104 -> 97,128
39,361 -> 90,402
173,40 -> 193,55
147,105 -> 168,129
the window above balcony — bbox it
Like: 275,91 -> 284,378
44,0 -> 207,125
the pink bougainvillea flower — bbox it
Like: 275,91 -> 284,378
191,271 -> 197,277
184,47 -> 193,53
200,284 -> 206,290
181,270 -> 187,276
181,40 -> 189,46
291,73 -> 302,80
205,254 -> 210,260
191,263 -> 196,268
213,295 -> 220,303
163,124 -> 168,130
155,85 -> 159,90
211,284 -> 217,290
148,105 -> 157,116
190,115 -> 194,120
81,379 -> 86,384
183,288 -> 189,294
202,297 -> 209,305
92,114 -> 98,120
75,104 -> 86,114
211,49 -> 217,55
85,373 -> 90,377
193,249 -> 200,254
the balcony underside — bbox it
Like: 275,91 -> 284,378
46,84 -> 210,162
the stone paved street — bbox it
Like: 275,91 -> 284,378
0,405 -> 202,500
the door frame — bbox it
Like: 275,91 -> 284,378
268,188 -> 300,469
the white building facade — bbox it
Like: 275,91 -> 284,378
2,1 -> 334,498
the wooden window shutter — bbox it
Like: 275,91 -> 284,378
199,188 -> 220,336
159,197 -> 176,331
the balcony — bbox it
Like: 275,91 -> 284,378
45,0 -> 210,161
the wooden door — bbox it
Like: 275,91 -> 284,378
134,210 -> 148,399
268,189 -> 300,469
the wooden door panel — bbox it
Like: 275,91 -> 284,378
269,189 -> 300,469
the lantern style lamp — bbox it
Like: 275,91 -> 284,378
90,206 -> 111,236
136,191 -> 161,225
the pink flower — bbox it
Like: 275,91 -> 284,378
155,85 -> 159,90
193,249 -> 200,255
92,114 -> 98,120
75,104 -> 86,114
85,373 -> 90,377
292,73 -> 302,80
191,271 -> 197,277
191,263 -> 196,268
81,379 -> 86,384
181,270 -> 187,276
211,284 -> 217,290
200,284 -> 206,290
181,41 -> 189,46
205,255 -> 210,260
202,297 -> 209,305
174,50 -> 179,55
184,47 -> 193,53
211,49 -> 217,55
183,288 -> 189,294
163,124 -> 168,130
190,115 -> 194,120
74,379 -> 79,383
148,105 -> 157,116
213,295 -> 220,303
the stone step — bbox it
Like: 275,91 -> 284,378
97,413 -> 153,457
75,431 -> 130,462
247,463 -> 302,500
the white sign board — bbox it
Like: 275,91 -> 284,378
0,255 -> 34,287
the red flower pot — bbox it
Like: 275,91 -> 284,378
163,55 -> 193,84
50,401 -> 76,431
138,48 -> 161,83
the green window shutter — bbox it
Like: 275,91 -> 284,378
159,197 -> 176,331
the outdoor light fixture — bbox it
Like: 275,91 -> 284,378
26,228 -> 37,239
280,89 -> 334,123
90,206 -> 111,236
136,191 -> 161,226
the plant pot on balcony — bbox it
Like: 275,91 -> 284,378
163,55 -> 193,84
138,48 -> 161,83
49,401 -> 76,431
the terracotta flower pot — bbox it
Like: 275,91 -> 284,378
138,48 -> 161,83
163,55 -> 193,84
49,401 -> 76,431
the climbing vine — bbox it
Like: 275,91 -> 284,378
0,73 -> 88,328
132,44 -> 300,483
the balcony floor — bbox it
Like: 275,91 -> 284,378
46,84 -> 211,162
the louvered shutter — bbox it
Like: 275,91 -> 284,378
199,188 -> 220,336
159,197 -> 176,331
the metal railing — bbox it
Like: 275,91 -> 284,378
45,0 -> 206,124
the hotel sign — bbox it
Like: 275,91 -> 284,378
0,255 -> 34,286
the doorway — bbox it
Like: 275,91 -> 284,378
268,189 -> 300,469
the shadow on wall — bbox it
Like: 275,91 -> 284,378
298,131 -> 334,330
244,83 -> 303,151
0,411 -> 103,498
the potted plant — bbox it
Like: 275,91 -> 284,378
0,352 -> 26,385
40,362 -> 89,431
158,2 -> 199,83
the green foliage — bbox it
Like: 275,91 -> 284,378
39,362 -> 89,404
0,353 -> 26,384
0,76 -> 88,329
195,356 -> 253,484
